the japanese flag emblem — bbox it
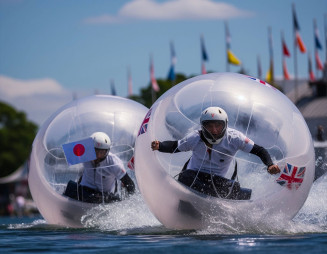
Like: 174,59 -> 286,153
62,137 -> 96,165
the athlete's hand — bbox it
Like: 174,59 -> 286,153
267,164 -> 281,174
151,140 -> 160,150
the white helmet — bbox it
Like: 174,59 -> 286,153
200,107 -> 228,144
90,132 -> 111,150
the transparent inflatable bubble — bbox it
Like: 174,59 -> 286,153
135,73 -> 315,230
28,95 -> 148,227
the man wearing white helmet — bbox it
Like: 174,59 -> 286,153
79,132 -> 135,203
151,107 -> 280,200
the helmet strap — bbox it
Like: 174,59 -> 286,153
200,126 -> 225,145
199,130 -> 213,147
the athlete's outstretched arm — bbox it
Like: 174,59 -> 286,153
250,144 -> 280,174
151,140 -> 180,153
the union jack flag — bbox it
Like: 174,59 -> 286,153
276,163 -> 306,190
127,156 -> 134,170
138,108 -> 152,136
246,76 -> 276,90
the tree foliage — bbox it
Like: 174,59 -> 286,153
0,102 -> 38,177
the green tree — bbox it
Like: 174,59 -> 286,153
0,102 -> 38,177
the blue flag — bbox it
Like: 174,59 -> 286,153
167,41 -> 176,81
314,19 -> 322,50
167,65 -> 175,81
201,34 -> 208,61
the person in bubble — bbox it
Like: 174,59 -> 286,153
65,132 -> 135,203
151,107 -> 280,200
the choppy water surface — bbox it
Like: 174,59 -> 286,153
1,172 -> 327,253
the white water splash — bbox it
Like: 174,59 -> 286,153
21,168 -> 327,234
293,173 -> 327,228
196,172 -> 327,235
7,219 -> 47,229
75,168 -> 327,235
80,193 -> 160,231
75,173 -> 327,235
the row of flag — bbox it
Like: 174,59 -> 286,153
199,21 -> 241,76
273,3 -> 325,83
255,3 -> 325,83
110,3 -> 325,98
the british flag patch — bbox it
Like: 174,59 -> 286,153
138,108 -> 152,136
276,163 -> 306,190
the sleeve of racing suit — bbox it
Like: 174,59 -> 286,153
250,144 -> 273,167
120,173 -> 135,194
158,141 -> 180,153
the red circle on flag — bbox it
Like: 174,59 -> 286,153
73,144 -> 85,157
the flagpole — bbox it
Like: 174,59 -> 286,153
294,34 -> 298,103
314,19 -> 318,79
200,34 -> 208,74
257,55 -> 262,79
281,30 -> 285,87
127,66 -> 132,97
150,54 -> 159,105
268,26 -> 274,83
225,21 -> 230,72
151,85 -> 156,105
292,3 -> 299,103
325,14 -> 327,64
168,41 -> 176,86
308,50 -> 315,82
110,79 -> 116,96
150,54 -> 155,104
171,41 -> 175,86
324,14 -> 327,81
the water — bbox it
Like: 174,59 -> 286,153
1,218 -> 326,254
1,215 -> 326,254
1,173 -> 327,253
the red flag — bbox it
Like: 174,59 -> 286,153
309,71 -> 315,82
201,62 -> 207,74
282,39 -> 290,57
150,56 -> 160,92
283,59 -> 290,80
315,50 -> 323,71
308,53 -> 315,81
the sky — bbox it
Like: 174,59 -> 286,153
0,0 -> 326,126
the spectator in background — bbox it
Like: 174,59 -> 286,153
317,125 -> 325,142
